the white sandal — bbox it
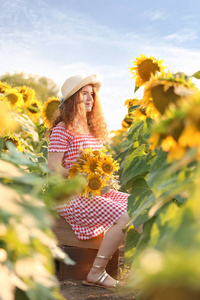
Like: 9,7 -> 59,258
82,255 -> 121,289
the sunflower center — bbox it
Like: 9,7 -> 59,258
89,162 -> 97,172
0,87 -> 6,93
88,178 -> 101,190
46,101 -> 60,121
124,113 -> 134,125
151,84 -> 180,115
138,59 -> 160,82
6,94 -> 19,105
102,162 -> 113,173
4,138 -> 18,149
92,150 -> 100,156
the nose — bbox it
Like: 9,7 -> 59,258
88,94 -> 93,100
87,94 -> 93,102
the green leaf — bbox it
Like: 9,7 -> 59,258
125,226 -> 140,265
128,178 -> 152,215
131,218 -> 155,259
121,146 -> 156,188
129,193 -> 155,225
147,151 -> 170,188
128,104 -> 140,113
150,202 -> 180,247
134,85 -> 140,93
191,70 -> 200,79
126,119 -> 144,141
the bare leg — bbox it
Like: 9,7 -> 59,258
86,212 -> 130,287
136,224 -> 143,234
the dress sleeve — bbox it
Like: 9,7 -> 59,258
48,126 -> 72,152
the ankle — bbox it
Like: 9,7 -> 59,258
90,267 -> 103,275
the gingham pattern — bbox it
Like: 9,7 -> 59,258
48,125 -> 128,240
48,125 -> 103,169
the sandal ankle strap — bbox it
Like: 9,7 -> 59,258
95,270 -> 108,284
96,254 -> 112,260
92,264 -> 105,269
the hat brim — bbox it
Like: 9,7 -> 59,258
63,74 -> 101,101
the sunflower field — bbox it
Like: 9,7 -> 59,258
1,55 -> 200,300
112,55 -> 200,300
0,83 -> 85,300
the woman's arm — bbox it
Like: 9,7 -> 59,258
47,152 -> 68,178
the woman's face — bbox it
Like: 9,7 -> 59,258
80,85 -> 94,113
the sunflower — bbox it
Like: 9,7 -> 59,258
124,98 -> 140,109
67,164 -> 79,178
42,96 -> 60,127
178,102 -> 200,150
142,71 -> 195,116
79,146 -> 93,160
149,131 -> 188,162
0,102 -> 20,136
130,54 -> 166,87
121,119 -> 131,129
92,149 -> 105,157
132,106 -> 147,121
84,173 -> 106,197
82,155 -> 99,174
3,133 -> 24,152
4,88 -> 24,109
17,85 -> 36,105
124,112 -> 134,126
0,81 -> 11,94
148,93 -> 200,161
97,155 -> 119,177
26,98 -> 42,123
162,136 -> 187,161
149,110 -> 185,146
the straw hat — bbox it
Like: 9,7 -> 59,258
61,74 -> 101,101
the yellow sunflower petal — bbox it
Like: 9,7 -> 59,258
84,173 -> 106,197
0,81 -> 11,94
82,155 -> 99,174
97,155 -> 119,176
4,88 -> 24,109
16,85 -> 36,104
0,102 -> 20,135
3,133 -> 24,152
26,98 -> 42,123
130,54 -> 166,87
143,71 -> 195,115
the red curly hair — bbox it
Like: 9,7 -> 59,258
50,86 -> 108,142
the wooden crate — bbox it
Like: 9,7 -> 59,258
56,246 -> 119,280
52,217 -> 119,280
53,217 -> 103,249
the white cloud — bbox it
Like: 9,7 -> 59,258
1,0 -> 200,131
144,9 -> 168,21
164,29 -> 198,44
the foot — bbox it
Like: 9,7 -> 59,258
86,268 -> 124,288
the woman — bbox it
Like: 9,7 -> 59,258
48,74 -> 130,288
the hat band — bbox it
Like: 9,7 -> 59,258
59,97 -> 64,110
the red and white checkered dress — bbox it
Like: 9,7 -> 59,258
48,124 -> 128,240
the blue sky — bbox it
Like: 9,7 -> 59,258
1,0 -> 200,130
